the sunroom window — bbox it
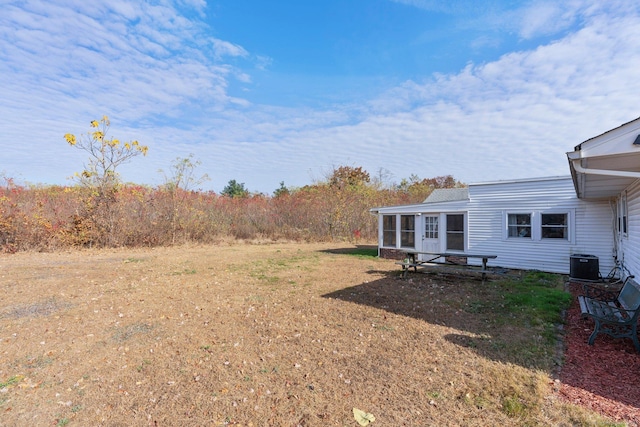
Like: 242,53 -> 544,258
382,215 -> 396,246
446,214 -> 464,251
400,215 -> 415,248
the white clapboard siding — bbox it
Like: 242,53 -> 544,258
466,177 -> 614,274
619,179 -> 640,277
373,176 -> 616,275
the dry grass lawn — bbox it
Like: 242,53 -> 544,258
0,242 -> 614,426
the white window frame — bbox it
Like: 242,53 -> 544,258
507,213 -> 532,239
424,215 -> 439,239
400,215 -> 416,249
541,212 -> 569,240
503,210 -> 574,243
445,213 -> 465,252
382,214 -> 396,247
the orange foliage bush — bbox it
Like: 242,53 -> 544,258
0,175 -> 461,251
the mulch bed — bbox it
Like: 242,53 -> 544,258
558,281 -> 640,426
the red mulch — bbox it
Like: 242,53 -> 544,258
558,282 -> 640,426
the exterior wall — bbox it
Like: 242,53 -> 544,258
375,177 -> 616,275
374,177 -> 616,275
375,200 -> 469,254
379,248 -> 408,260
466,177 -> 614,275
618,179 -> 640,278
572,199 -> 616,276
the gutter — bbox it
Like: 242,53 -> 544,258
570,158 -> 640,179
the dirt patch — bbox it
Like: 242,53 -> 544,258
0,243 -> 629,426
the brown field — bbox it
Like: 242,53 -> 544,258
0,242 -> 615,426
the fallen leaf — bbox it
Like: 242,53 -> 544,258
353,407 -> 375,426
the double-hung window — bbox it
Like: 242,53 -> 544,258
505,210 -> 573,241
508,213 -> 531,238
541,213 -> 568,239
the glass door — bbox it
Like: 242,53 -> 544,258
422,215 -> 440,253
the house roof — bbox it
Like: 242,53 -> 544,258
370,177 -> 571,215
368,188 -> 469,214
423,188 -> 469,203
568,116 -> 640,199
574,116 -> 640,151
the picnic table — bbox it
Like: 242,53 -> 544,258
396,251 -> 497,282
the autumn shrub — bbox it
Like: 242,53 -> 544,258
0,182 -> 22,252
0,183 -> 81,251
0,182 -> 424,250
179,191 -> 221,243
111,185 -> 159,246
20,119 -> 459,250
0,172 -> 460,251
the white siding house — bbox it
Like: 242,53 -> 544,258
568,116 -> 640,280
371,177 -> 614,274
373,116 -> 640,277
466,177 -> 613,274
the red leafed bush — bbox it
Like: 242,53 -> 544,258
0,174 -> 460,251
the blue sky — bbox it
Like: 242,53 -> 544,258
2,0 -> 640,194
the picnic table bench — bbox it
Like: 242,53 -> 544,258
578,275 -> 640,352
396,251 -> 497,282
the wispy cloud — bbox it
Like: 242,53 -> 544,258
517,2 -> 576,39
391,0 -> 638,41
0,0 -> 256,184
2,0 -> 640,193
0,0 -> 248,122
218,3 -> 640,189
211,38 -> 249,60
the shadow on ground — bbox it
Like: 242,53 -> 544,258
323,269 -> 640,418
318,245 -> 378,257
322,270 -> 541,368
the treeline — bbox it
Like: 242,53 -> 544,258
0,169 -> 463,252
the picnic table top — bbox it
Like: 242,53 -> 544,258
403,251 -> 497,259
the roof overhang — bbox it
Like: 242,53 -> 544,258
568,150 -> 640,200
568,117 -> 640,200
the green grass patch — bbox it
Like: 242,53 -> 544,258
500,271 -> 572,327
0,375 -> 23,389
502,395 -> 529,418
463,271 -> 572,368
253,273 -> 281,284
172,268 -> 197,275
246,253 -> 320,285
